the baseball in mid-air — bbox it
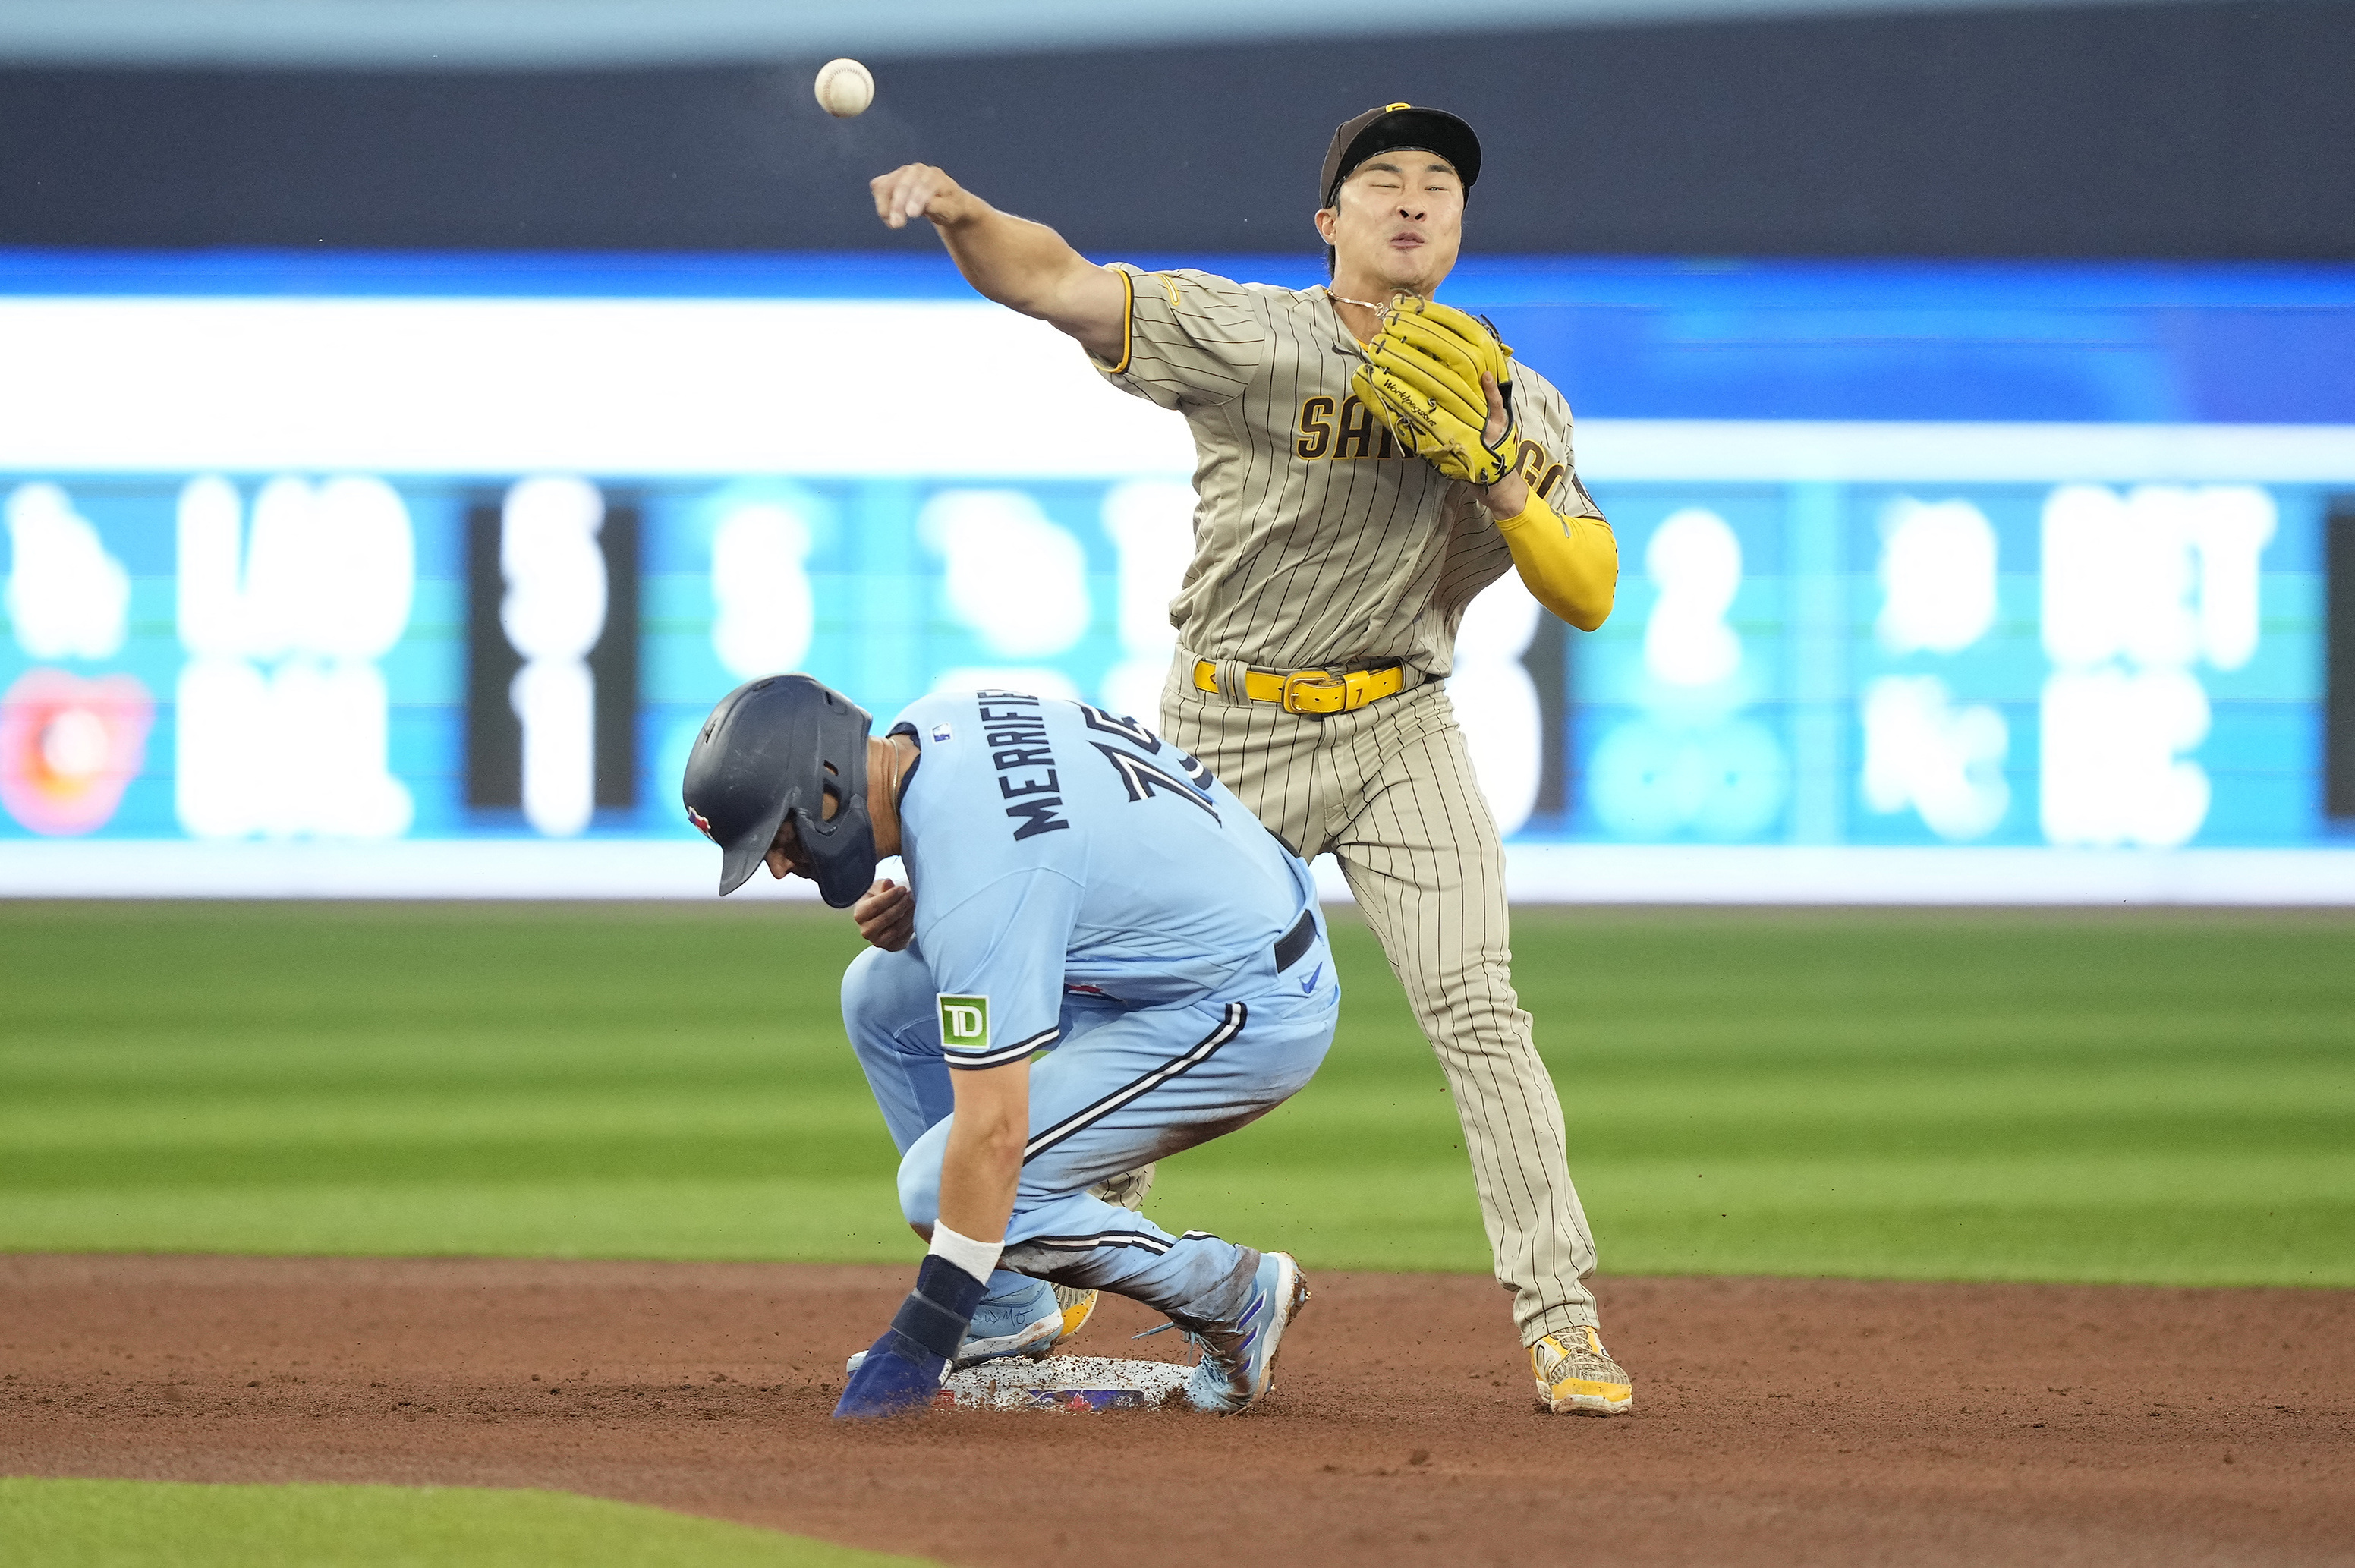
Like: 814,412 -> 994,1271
814,58 -> 874,118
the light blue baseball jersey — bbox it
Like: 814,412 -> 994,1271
889,690 -> 1317,1069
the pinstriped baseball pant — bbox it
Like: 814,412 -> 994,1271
1162,652 -> 1601,1343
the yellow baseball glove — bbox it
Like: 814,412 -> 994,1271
1351,294 -> 1519,486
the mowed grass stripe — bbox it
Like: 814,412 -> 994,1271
0,1478 -> 931,1568
0,902 -> 2347,1286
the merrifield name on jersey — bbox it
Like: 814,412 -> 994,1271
978,691 -> 1069,840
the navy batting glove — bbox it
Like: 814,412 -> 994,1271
831,1255 -> 987,1421
833,1329 -> 947,1419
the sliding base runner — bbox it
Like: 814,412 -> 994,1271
682,673 -> 1335,1416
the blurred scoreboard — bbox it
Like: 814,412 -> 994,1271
1,250 -> 2350,900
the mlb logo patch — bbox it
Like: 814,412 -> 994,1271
685,805 -> 716,841
930,722 -> 953,742
937,993 -> 990,1049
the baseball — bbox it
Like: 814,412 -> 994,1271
814,58 -> 874,118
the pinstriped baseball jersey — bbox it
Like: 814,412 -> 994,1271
1092,265 -> 1605,676
1096,264 -> 1619,1352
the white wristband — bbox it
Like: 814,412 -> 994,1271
927,1222 -> 1003,1287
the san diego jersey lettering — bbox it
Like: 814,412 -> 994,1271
1092,266 -> 1606,677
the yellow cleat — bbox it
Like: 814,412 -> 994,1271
1050,1285 -> 1100,1349
1530,1324 -> 1633,1417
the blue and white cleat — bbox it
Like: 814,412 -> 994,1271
952,1277 -> 1069,1369
1182,1250 -> 1309,1414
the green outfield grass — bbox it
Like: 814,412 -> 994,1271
0,1479 -> 931,1567
1,901 -> 2349,1286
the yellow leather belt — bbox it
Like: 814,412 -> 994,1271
1193,658 -> 1406,716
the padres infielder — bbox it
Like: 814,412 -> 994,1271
868,102 -> 1629,1415
683,674 -> 1335,1417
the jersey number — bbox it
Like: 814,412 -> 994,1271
1091,745 -> 1220,820
1076,705 -> 1219,822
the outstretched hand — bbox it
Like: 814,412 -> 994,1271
862,162 -> 1128,362
871,164 -> 972,231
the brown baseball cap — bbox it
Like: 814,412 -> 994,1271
1319,102 -> 1483,208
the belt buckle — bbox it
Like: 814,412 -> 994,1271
1279,669 -> 1346,716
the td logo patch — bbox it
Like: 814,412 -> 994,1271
937,993 -> 990,1050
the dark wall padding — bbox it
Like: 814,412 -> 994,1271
2,0 -> 2348,259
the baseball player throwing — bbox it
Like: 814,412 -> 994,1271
868,102 -> 1630,1415
684,674 -> 1336,1417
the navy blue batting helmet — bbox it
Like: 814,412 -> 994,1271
681,674 -> 874,903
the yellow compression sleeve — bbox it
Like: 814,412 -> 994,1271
1491,488 -> 1619,632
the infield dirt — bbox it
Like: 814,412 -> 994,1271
3,1255 -> 2347,1566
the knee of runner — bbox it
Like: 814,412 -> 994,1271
840,946 -> 932,1049
896,1144 -> 942,1231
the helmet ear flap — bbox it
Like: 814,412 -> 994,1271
800,734 -> 876,907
